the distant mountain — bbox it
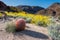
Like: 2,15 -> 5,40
16,5 -> 45,13
0,1 -> 44,13
0,1 -> 60,17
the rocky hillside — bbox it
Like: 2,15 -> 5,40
0,1 -> 20,12
16,5 -> 44,13
0,1 -> 60,16
0,1 -> 7,11
47,3 -> 60,16
37,2 -> 60,17
0,1 -> 44,13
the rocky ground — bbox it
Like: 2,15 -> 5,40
0,18 -> 52,40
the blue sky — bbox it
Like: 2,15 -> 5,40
1,0 -> 60,8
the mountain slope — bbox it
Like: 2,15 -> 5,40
0,1 -> 7,11
16,5 -> 45,13
47,2 -> 60,16
0,1 -> 60,17
0,1 -> 20,12
37,2 -> 60,16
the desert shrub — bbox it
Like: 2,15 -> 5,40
5,21 -> 16,33
25,18 -> 32,23
15,16 -> 26,21
48,23 -> 60,40
58,16 -> 60,20
20,16 -> 27,19
49,17 -> 57,24
0,13 -> 2,17
36,21 -> 47,27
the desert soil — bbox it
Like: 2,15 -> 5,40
0,19 -> 52,40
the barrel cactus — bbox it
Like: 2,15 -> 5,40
15,18 -> 26,31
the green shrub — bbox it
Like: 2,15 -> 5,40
36,21 -> 47,27
58,16 -> 60,20
15,16 -> 26,21
48,23 -> 60,40
5,21 -> 16,33
49,17 -> 56,23
25,18 -> 32,23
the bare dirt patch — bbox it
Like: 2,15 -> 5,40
0,19 -> 52,40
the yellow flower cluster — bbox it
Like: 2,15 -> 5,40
0,11 -> 50,26
0,13 -> 2,17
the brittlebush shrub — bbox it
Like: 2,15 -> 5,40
25,18 -> 32,23
36,21 -> 47,27
48,23 -> 60,40
5,21 -> 16,33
